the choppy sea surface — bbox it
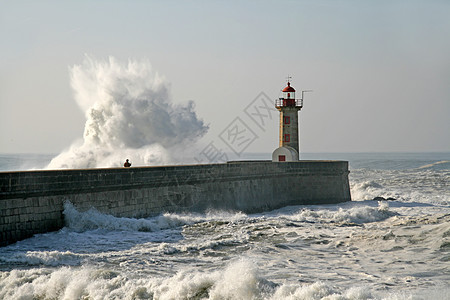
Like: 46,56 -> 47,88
0,152 -> 449,300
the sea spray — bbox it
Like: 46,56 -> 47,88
47,56 -> 208,169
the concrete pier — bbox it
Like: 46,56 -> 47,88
0,161 -> 351,246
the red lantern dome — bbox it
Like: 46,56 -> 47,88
282,82 -> 296,93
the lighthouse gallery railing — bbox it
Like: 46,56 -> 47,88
275,98 -> 303,108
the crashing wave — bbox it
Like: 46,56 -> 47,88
47,56 -> 208,169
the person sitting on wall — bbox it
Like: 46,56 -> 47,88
124,159 -> 131,167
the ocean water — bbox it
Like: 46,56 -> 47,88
0,152 -> 449,300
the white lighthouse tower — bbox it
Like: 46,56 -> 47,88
272,80 -> 303,162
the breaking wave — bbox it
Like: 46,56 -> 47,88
0,258 -> 441,300
62,201 -> 247,233
47,56 -> 208,169
416,160 -> 450,170
350,169 -> 450,205
351,180 -> 389,201
283,201 -> 396,225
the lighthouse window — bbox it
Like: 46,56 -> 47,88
284,134 -> 290,142
283,92 -> 295,99
284,116 -> 290,124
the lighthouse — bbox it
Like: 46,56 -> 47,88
272,80 -> 303,162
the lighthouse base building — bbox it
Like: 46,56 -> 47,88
272,146 -> 298,162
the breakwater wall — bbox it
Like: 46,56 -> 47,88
0,161 -> 350,246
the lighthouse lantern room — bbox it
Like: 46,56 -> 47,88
272,80 -> 304,162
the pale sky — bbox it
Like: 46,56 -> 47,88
1,0 -> 449,156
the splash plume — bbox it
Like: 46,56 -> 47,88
47,56 -> 208,169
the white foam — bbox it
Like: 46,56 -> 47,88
64,202 -> 193,232
63,201 -> 247,233
0,251 -> 82,267
47,55 -> 208,169
284,201 -> 395,225
351,180 -> 389,201
1,258 -> 439,299
350,169 -> 450,206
